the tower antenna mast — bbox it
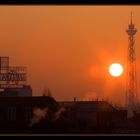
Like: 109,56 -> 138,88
126,12 -> 139,117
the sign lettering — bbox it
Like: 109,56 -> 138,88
0,70 -> 26,82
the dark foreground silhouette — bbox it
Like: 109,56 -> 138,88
0,96 -> 139,134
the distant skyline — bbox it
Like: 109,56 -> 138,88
1,6 -> 140,105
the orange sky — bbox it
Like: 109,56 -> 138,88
0,6 -> 140,105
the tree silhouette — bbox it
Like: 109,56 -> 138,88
42,87 -> 52,97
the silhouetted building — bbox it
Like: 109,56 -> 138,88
0,85 -> 32,97
0,97 -> 139,134
0,56 -> 32,97
59,101 -> 127,132
0,96 -> 59,133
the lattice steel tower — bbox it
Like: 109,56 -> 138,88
126,13 -> 139,117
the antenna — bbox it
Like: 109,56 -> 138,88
126,13 -> 139,118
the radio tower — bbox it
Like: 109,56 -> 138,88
126,13 -> 139,118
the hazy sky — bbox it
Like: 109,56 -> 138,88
1,6 -> 140,105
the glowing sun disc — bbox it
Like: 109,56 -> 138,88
109,63 -> 123,77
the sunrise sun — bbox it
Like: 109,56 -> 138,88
109,63 -> 123,77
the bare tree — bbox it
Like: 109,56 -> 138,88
42,87 -> 52,97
